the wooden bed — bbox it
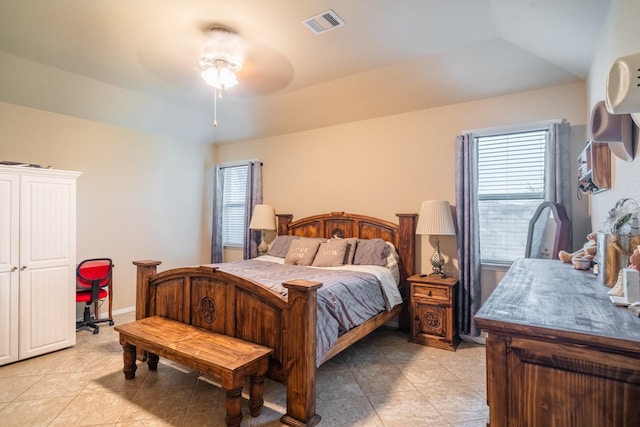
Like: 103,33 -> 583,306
133,211 -> 417,427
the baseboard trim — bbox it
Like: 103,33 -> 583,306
460,332 -> 487,345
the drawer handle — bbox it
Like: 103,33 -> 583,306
428,290 -> 433,297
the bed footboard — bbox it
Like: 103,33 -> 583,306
133,260 -> 322,427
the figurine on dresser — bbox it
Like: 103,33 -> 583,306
558,232 -> 597,269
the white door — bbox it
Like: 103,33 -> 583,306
0,174 -> 19,365
18,174 -> 76,359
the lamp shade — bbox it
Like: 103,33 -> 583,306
416,200 -> 456,236
249,204 -> 276,230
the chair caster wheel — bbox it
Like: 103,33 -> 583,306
109,320 -> 114,326
93,328 -> 99,334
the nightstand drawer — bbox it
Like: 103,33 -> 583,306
412,284 -> 449,302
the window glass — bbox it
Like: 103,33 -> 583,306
477,130 -> 547,263
221,164 -> 248,247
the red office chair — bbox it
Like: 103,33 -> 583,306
76,258 -> 114,334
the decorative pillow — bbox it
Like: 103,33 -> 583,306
385,241 -> 401,284
267,235 -> 297,258
284,239 -> 322,266
312,239 -> 349,267
353,238 -> 390,266
331,237 -> 358,264
268,236 -> 326,258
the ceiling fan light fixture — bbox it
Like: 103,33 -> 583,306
198,27 -> 245,127
201,59 -> 239,90
199,49 -> 242,90
199,49 -> 242,72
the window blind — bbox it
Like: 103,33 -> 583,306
221,164 -> 248,247
477,130 -> 547,263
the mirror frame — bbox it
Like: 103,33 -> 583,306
525,201 -> 571,260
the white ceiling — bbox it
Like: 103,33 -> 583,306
0,0 -> 611,145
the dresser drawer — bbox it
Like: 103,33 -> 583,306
412,283 -> 450,302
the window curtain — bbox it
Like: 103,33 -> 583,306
210,166 -> 225,263
243,161 -> 263,260
210,161 -> 263,263
455,133 -> 482,337
545,120 -> 573,250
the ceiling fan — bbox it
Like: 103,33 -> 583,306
198,27 -> 244,126
138,22 -> 293,126
198,27 -> 243,91
197,25 -> 295,126
140,23 -> 293,98
196,24 -> 293,97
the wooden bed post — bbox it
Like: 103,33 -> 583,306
280,279 -> 322,427
396,213 -> 418,282
396,213 -> 417,331
133,260 -> 161,320
276,214 -> 293,236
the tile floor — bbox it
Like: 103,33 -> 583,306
0,312 -> 488,426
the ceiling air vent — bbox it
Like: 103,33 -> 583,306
302,9 -> 345,35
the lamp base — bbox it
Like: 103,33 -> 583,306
430,238 -> 445,278
257,232 -> 268,256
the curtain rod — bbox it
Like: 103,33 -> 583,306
462,118 -> 565,136
217,159 -> 262,168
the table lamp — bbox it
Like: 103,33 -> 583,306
416,200 -> 456,277
249,204 -> 276,256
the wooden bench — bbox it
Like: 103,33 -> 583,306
114,316 -> 274,427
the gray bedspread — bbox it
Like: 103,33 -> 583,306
211,258 -> 390,366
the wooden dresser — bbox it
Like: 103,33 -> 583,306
475,258 -> 640,427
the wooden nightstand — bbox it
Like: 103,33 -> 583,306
408,274 -> 459,351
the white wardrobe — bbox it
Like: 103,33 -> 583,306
0,166 -> 81,366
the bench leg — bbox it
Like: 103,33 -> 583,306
225,387 -> 243,427
122,343 -> 137,380
248,374 -> 265,417
147,352 -> 159,371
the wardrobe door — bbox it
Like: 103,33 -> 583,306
0,173 -> 19,366
18,173 -> 77,360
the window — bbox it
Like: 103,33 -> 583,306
477,129 -> 547,264
220,164 -> 248,247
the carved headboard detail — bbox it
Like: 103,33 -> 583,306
276,211 -> 417,290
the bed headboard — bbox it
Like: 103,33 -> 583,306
276,211 -> 417,289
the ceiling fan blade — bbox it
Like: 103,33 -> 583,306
138,27 -> 206,91
235,41 -> 293,95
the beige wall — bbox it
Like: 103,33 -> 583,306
0,102 -> 214,314
215,82 -> 588,287
0,78 -> 593,311
587,0 -> 640,229
2,1 -> 634,314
